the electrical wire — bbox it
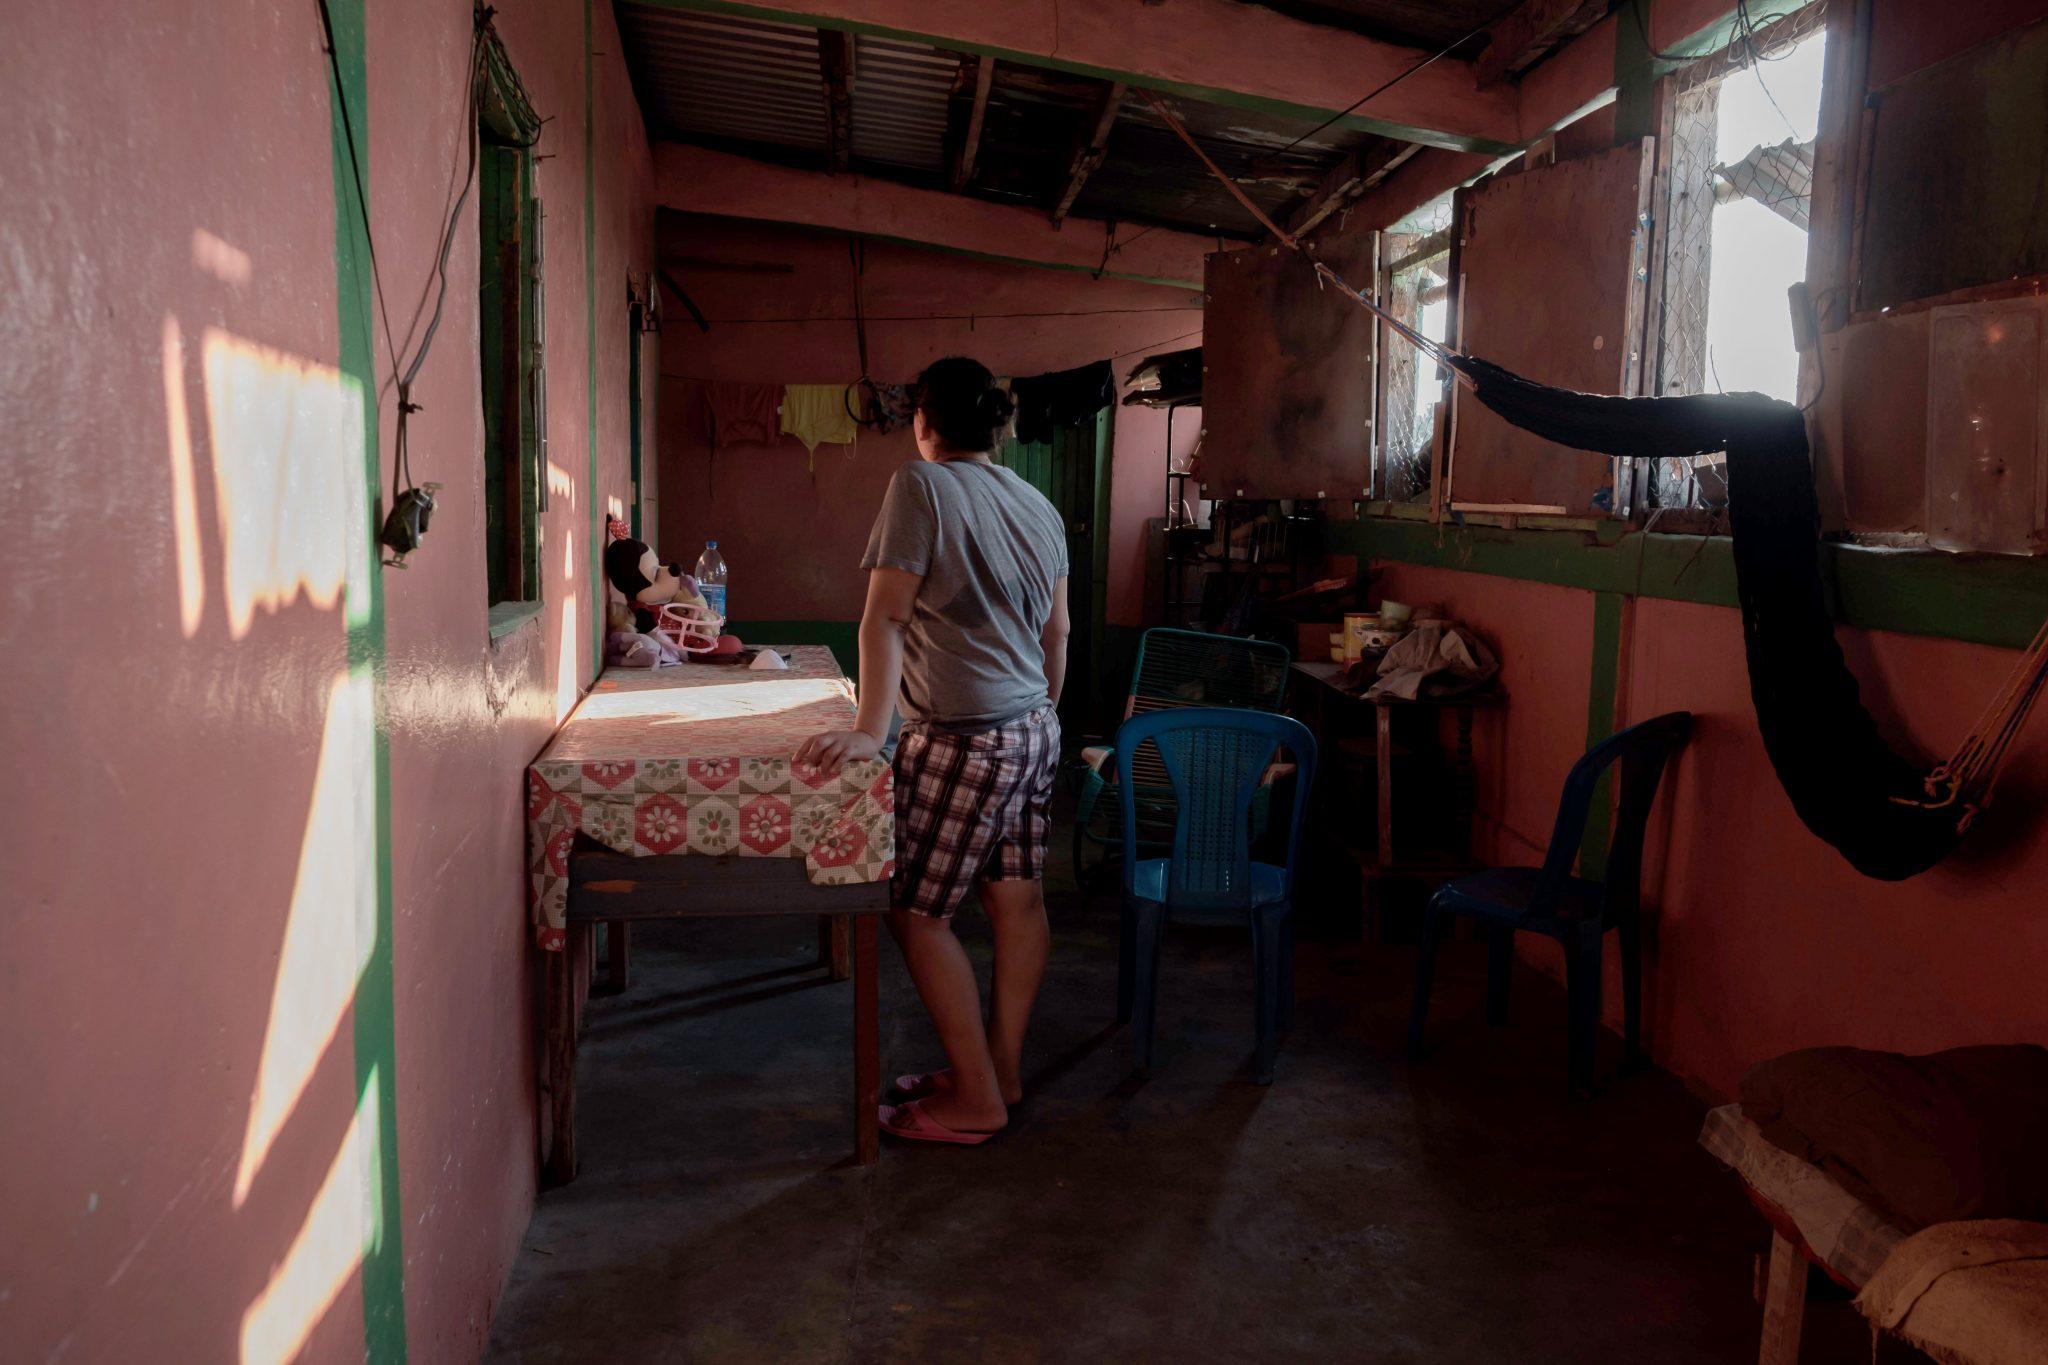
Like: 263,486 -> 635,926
315,0 -> 495,543
1272,18 -> 1498,158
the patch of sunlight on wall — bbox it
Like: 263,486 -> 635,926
234,671 -> 376,1204
606,494 -> 625,524
547,461 -> 576,502
1703,31 -> 1826,403
202,330 -> 365,638
556,594 -> 580,719
163,317 -> 206,636
239,1076 -> 380,1365
563,522 -> 576,578
192,228 -> 253,286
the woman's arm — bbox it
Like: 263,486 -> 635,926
796,566 -> 922,773
1041,575 -> 1070,706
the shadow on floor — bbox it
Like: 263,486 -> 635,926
488,841 -> 1818,1363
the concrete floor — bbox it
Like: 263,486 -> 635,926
486,850 -> 1836,1363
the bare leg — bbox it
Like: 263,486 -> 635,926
888,909 -> 1007,1133
980,878 -> 1048,1106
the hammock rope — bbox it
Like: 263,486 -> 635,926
1146,93 -> 2048,876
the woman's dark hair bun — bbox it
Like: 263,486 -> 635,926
976,386 -> 1017,426
913,355 -> 1013,453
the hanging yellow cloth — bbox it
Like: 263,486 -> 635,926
780,384 -> 859,469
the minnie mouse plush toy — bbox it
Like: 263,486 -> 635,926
603,519 -> 722,653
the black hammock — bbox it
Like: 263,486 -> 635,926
1449,356 -> 1974,881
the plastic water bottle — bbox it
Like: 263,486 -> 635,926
695,541 -> 728,621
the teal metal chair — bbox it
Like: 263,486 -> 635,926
1114,707 -> 1318,1084
1073,628 -> 1292,887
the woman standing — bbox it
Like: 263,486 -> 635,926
797,357 -> 1069,1145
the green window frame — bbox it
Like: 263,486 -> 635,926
479,37 -> 544,619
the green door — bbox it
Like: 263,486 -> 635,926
999,407 -> 1112,738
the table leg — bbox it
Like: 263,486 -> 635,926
853,915 -> 880,1165
604,919 -> 631,994
1757,1231 -> 1807,1365
1376,705 -> 1395,871
1455,706 -> 1476,866
819,913 -> 851,981
542,943 -> 579,1186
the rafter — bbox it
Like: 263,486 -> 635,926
1475,0 -> 1612,88
1287,140 -> 1423,240
654,142 -> 1214,288
817,29 -> 855,172
1051,81 -> 1125,225
631,0 -> 1521,153
948,53 -> 994,192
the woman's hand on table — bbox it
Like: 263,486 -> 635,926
796,728 -> 882,776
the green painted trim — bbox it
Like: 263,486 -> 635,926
1580,592 -> 1625,880
586,0 -> 602,681
1329,518 -> 2048,653
628,322 -> 643,540
324,0 -> 408,1358
633,0 -> 1519,155
1616,0 -> 1817,135
1088,406 -> 1115,731
730,619 -> 860,675
488,600 -> 545,639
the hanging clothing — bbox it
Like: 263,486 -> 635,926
706,381 -> 782,447
1012,359 -> 1113,444
854,380 -> 916,435
1449,355 -> 1974,881
780,383 -> 860,454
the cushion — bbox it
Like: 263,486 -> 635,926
1741,1045 -> 2048,1230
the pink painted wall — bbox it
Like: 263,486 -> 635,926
651,215 -> 1202,628
0,1 -> 652,1360
655,215 -> 1196,634
1370,564 -> 2048,1099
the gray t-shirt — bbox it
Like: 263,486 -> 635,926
861,459 -> 1068,732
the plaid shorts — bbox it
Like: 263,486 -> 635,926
892,704 -> 1061,919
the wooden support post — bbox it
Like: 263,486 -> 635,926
818,29 -> 855,173
605,918 -> 630,994
542,931 -> 581,1186
949,53 -> 994,192
1757,1232 -> 1808,1365
1052,81 -> 1126,225
819,913 -> 851,981
853,914 -> 881,1165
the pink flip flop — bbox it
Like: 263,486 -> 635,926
879,1100 -> 1001,1146
890,1069 -> 955,1100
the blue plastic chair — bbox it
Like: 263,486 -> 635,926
1073,629 -> 1292,888
1406,711 -> 1693,1094
1113,707 -> 1318,1085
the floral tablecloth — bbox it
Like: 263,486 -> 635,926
527,646 -> 892,950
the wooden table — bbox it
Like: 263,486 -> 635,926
527,648 -> 893,1182
1288,661 -> 1495,928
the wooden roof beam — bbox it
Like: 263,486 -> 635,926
1287,140 -> 1424,240
949,53 -> 994,192
654,141 -> 1215,288
818,29 -> 855,172
1051,81 -> 1125,225
630,0 -> 1520,153
1475,0 -> 1613,88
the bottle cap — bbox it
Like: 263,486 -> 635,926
707,540 -> 717,547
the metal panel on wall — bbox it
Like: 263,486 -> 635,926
1449,140 -> 1654,513
1201,232 -> 1377,500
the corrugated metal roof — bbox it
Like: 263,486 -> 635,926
616,4 -> 1397,240
618,4 -> 827,154
848,36 -> 953,173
